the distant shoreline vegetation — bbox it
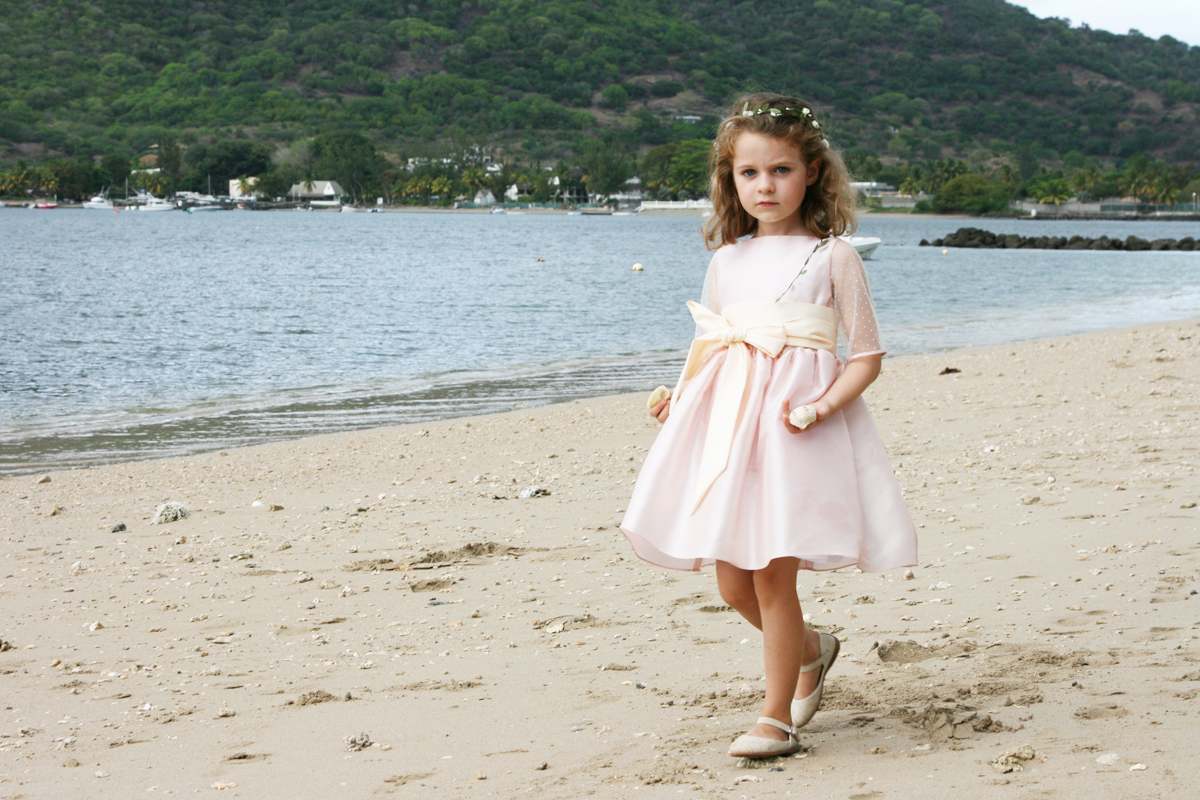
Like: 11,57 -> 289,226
0,1 -> 1197,214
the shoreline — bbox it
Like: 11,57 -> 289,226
10,202 -> 1200,222
3,316 -> 1199,797
5,314 -> 1200,477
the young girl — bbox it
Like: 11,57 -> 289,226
621,93 -> 917,758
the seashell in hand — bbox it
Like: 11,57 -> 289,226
788,405 -> 818,430
647,386 -> 671,409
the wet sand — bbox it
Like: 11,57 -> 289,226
2,317 -> 1198,798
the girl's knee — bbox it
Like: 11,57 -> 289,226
719,580 -> 757,611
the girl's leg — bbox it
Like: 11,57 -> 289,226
716,559 -> 822,722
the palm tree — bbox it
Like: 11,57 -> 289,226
237,176 -> 256,199
1035,179 -> 1071,205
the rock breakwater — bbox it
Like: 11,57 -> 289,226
922,227 -> 1196,251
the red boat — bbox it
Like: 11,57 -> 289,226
34,199 -> 58,209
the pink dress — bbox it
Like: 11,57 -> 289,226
620,235 -> 917,572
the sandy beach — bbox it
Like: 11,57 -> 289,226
2,317 -> 1199,799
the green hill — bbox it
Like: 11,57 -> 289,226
1,0 -> 1197,195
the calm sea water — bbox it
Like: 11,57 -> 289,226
2,209 -> 1198,473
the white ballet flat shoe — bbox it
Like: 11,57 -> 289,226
728,717 -> 801,758
791,630 -> 840,730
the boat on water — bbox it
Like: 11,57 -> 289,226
129,195 -> 176,212
842,236 -> 881,260
33,199 -> 58,209
83,194 -> 114,210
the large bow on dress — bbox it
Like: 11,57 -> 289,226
676,300 -> 839,513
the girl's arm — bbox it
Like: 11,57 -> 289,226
782,354 -> 881,432
783,240 -> 884,432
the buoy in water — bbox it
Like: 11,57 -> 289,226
537,258 -> 544,262
942,249 -> 949,254
632,263 -> 644,271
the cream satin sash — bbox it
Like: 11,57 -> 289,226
675,300 -> 838,513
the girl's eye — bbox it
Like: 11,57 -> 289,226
775,166 -> 791,174
741,169 -> 756,178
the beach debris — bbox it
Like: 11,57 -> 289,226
269,504 -> 284,511
110,523 -> 126,533
152,502 -> 189,524
216,708 -> 236,719
476,771 -> 487,780
535,762 -> 549,771
0,639 -> 13,652
938,367 -> 961,375
903,569 -> 915,580
991,745 -> 1037,773
1096,753 -> 1120,766
88,622 -> 104,632
1130,763 -> 1147,771
518,485 -> 550,499
852,595 -> 876,605
344,732 -> 372,752
50,505 -> 65,516
647,386 -> 671,409
534,614 -> 596,634
1020,495 -> 1041,505
252,500 -> 264,507
276,541 -> 292,551
296,573 -> 313,583
632,263 -> 644,271
37,474 -> 51,484
211,782 -> 236,790
62,758 -> 80,768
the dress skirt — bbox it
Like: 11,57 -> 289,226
620,345 -> 917,572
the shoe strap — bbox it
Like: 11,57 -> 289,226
799,632 -> 831,673
755,716 -> 794,734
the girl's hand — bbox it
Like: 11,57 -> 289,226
782,399 -> 830,433
649,398 -> 671,424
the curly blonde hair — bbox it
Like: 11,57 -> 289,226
703,92 -> 857,250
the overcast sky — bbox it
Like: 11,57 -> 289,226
1014,1 -> 1200,46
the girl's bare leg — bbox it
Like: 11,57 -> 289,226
716,559 -> 822,730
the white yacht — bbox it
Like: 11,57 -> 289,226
83,194 -> 114,210
842,236 -> 881,260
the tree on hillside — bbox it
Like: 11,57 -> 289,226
184,140 -> 273,195
310,132 -> 392,203
933,174 -> 1010,214
579,139 -> 632,201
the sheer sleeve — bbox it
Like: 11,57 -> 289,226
830,240 -> 885,361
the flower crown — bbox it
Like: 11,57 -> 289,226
737,102 -> 830,149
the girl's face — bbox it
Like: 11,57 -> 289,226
731,132 -> 820,236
